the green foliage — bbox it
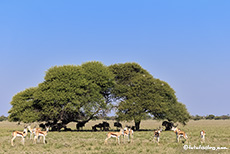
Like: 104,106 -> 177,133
214,115 -> 230,120
8,61 -> 190,130
81,61 -> 115,112
8,87 -> 39,123
219,115 -> 230,120
165,102 -> 190,125
0,115 -> 8,121
34,65 -> 87,121
205,114 -> 215,120
8,62 -> 115,126
191,115 -> 204,121
109,62 -> 190,129
191,114 -> 230,120
109,63 -> 153,124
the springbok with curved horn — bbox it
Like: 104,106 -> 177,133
34,126 -> 50,144
11,126 -> 28,146
171,126 -> 188,142
200,130 -> 206,143
104,128 -> 124,144
123,127 -> 134,143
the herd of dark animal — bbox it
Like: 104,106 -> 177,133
39,120 -> 175,132
78,121 -> 124,131
76,121 -> 136,132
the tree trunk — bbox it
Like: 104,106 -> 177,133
135,121 -> 141,131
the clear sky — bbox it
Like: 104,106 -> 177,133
1,0 -> 230,117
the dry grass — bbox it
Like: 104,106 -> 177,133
0,120 -> 230,154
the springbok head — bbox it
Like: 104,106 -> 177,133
171,124 -> 178,131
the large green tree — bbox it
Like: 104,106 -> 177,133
9,61 -> 115,130
9,61 -> 190,131
109,63 -> 190,130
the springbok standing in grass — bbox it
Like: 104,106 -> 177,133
34,126 -> 50,144
129,127 -> 134,142
28,125 -> 42,140
200,130 -> 206,143
27,125 -> 34,139
123,127 -> 134,143
11,126 -> 28,146
104,128 -> 124,144
171,126 -> 188,143
153,127 -> 163,145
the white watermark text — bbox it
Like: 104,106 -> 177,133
183,145 -> 228,151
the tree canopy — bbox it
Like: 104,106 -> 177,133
9,62 -> 115,130
109,63 -> 190,130
8,87 -> 39,123
9,61 -> 190,130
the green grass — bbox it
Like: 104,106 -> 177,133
0,120 -> 230,154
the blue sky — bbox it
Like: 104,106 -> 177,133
1,0 -> 230,116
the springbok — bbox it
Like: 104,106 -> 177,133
200,130 -> 206,143
27,125 -> 42,140
11,126 -> 28,146
123,127 -> 134,143
153,127 -> 163,145
104,128 -> 124,144
34,126 -> 50,144
171,126 -> 188,142
27,125 -> 33,139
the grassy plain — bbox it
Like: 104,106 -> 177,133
0,120 -> 229,154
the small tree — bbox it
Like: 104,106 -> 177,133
192,115 -> 203,121
205,114 -> 215,120
214,116 -> 221,120
0,115 -> 8,121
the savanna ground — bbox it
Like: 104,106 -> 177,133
0,120 -> 229,154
